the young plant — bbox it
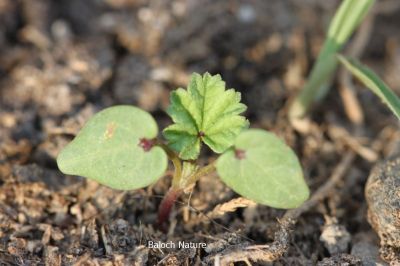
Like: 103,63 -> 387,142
57,73 -> 309,225
289,0 -> 374,122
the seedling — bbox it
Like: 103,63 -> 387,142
57,73 -> 309,226
289,0 -> 374,122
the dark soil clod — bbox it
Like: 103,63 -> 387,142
365,157 -> 400,264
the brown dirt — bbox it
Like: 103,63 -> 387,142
1,0 -> 400,265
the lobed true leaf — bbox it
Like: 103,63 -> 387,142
163,72 -> 249,160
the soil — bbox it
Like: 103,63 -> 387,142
365,157 -> 400,264
1,0 -> 400,265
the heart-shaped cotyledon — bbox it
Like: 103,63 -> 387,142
216,129 -> 309,209
57,105 -> 168,190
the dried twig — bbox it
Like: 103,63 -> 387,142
205,218 -> 293,265
283,152 -> 355,221
195,197 -> 256,224
100,225 -> 113,256
328,125 -> 378,162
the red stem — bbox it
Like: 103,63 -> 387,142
157,188 -> 182,228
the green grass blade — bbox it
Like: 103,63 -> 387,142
289,0 -> 374,120
328,0 -> 374,44
338,55 -> 400,120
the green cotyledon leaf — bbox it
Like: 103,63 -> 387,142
216,129 -> 309,209
57,105 -> 168,190
163,72 -> 249,160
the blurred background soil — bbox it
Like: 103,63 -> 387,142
0,0 -> 400,265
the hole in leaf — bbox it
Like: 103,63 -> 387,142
138,138 -> 156,152
235,149 -> 246,160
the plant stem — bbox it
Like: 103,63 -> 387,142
156,160 -> 217,227
184,162 -> 216,187
157,187 -> 182,227
157,142 -> 182,188
156,141 -> 218,227
155,141 -> 183,228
